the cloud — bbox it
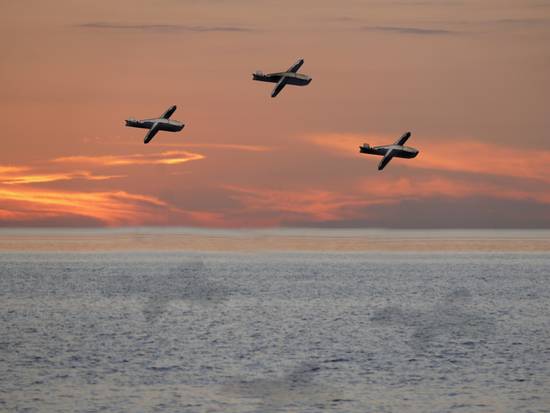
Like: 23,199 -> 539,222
0,166 -> 28,174
306,133 -> 550,182
79,22 -> 253,33
82,138 -> 273,153
0,188 -> 167,225
298,197 -> 550,229
155,143 -> 272,152
2,133 -> 548,228
361,26 -> 455,35
358,175 -> 550,204
225,185 -> 381,224
490,18 -> 550,28
186,143 -> 271,152
373,0 -> 464,5
0,187 -> 224,227
0,170 -> 123,185
0,151 -> 204,186
0,150 -> 214,226
223,168 -> 550,227
53,150 -> 205,166
419,143 -> 550,183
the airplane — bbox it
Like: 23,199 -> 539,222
125,105 -> 184,144
359,131 -> 419,170
252,58 -> 312,98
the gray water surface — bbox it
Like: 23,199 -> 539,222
1,252 -> 549,412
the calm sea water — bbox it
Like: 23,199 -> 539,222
1,248 -> 549,412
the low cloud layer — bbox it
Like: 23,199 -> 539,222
79,22 -> 253,33
361,26 -> 455,35
1,133 -> 549,228
307,133 -> 550,183
0,150 -> 216,226
53,151 -> 205,166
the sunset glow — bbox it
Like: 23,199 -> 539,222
0,188 -> 167,225
1,0 -> 548,228
53,151 -> 205,167
308,134 -> 550,182
0,171 -> 123,185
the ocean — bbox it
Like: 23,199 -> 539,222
0,229 -> 549,412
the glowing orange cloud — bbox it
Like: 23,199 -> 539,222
154,143 -> 272,152
307,133 -> 550,182
226,171 -> 550,226
0,187 -> 226,227
0,208 -> 25,220
0,171 -> 123,185
420,142 -> 550,182
53,150 -> 205,166
0,188 -> 168,225
0,149 -> 214,226
358,176 -> 550,204
226,185 -> 381,223
0,150 -> 202,185
0,166 -> 28,174
86,137 -> 272,153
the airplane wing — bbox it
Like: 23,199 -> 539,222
394,131 -> 411,146
160,105 -> 177,119
378,149 -> 395,170
287,59 -> 304,73
144,122 -> 161,144
271,78 -> 288,98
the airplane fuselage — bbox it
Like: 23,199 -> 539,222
360,144 -> 419,159
253,72 -> 312,86
125,118 -> 184,132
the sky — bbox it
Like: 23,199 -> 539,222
1,0 -> 549,228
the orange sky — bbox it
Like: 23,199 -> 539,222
1,0 -> 549,228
